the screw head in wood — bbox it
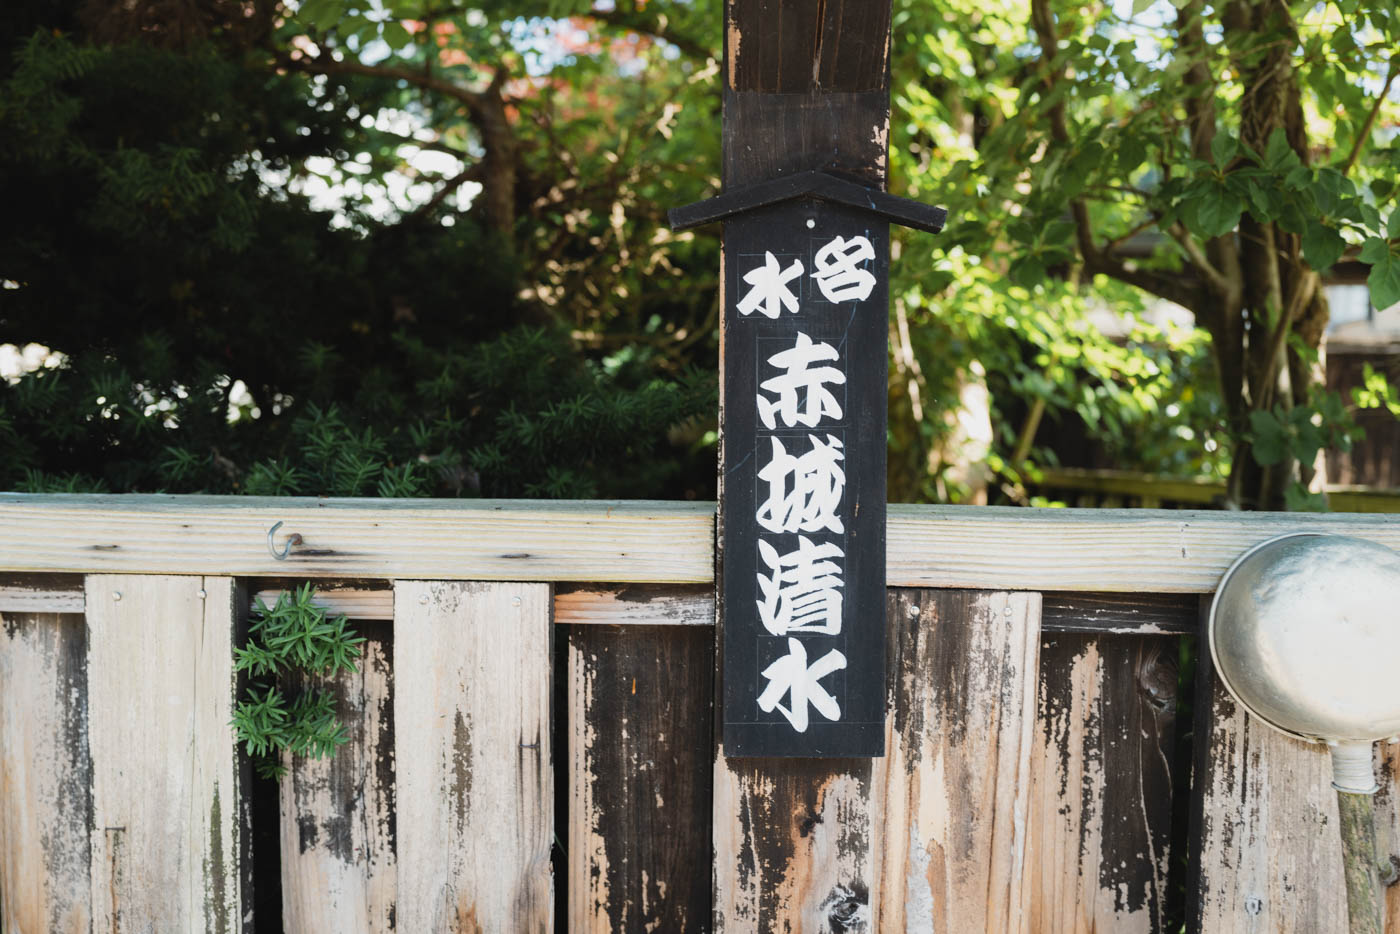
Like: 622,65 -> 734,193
112,591 -> 121,601
418,593 -> 429,605
512,596 -> 522,607
1003,606 -> 1012,617
197,589 -> 207,600
906,604 -> 920,618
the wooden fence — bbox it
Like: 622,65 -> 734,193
1030,466 -> 1400,512
1,494 -> 1398,933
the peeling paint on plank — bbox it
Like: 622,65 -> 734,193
1189,642 -> 1355,932
1027,633 -> 1179,933
279,623 -> 396,933
0,611 -> 92,934
567,624 -> 712,933
874,589 -> 1040,933
86,576 -> 242,933
393,580 -> 553,933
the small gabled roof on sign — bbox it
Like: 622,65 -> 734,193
668,169 -> 948,234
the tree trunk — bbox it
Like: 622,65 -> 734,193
1220,0 -> 1330,510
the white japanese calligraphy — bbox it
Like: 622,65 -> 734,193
757,637 -> 847,732
757,331 -> 845,430
811,235 -> 875,303
737,251 -> 803,318
757,536 -> 844,636
755,434 -> 846,534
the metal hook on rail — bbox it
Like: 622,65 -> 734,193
267,521 -> 303,561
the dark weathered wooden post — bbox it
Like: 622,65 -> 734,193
672,4 -> 943,759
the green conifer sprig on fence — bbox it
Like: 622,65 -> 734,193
231,583 -> 365,780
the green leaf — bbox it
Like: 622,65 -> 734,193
1117,135 -> 1148,175
1360,236 -> 1390,265
1245,181 -> 1276,219
1211,132 -> 1237,169
1284,483 -> 1330,512
1284,165 -> 1312,191
1264,128 -> 1294,171
1249,409 -> 1287,466
1191,190 -> 1243,239
1302,221 -> 1346,270
1276,201 -> 1308,235
1389,211 -> 1400,239
1009,256 -> 1047,289
1365,242 -> 1400,310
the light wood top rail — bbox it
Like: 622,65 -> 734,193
0,494 -> 715,583
3,494 -> 1400,592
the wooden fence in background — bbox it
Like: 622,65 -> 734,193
2,494 -> 1398,933
1031,465 -> 1400,512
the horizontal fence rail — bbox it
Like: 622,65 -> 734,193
7,493 -> 1400,590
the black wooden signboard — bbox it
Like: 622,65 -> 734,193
719,198 -> 889,757
673,172 -> 943,758
673,171 -> 943,759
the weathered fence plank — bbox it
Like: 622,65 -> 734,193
392,580 -> 553,933
1376,743 -> 1400,929
566,624 -> 713,932
712,754 -> 874,932
0,574 -> 84,614
280,622 -> 396,933
1040,592 -> 1197,634
252,582 -> 393,623
1026,633 -> 1179,933
85,575 -> 244,933
0,611 -> 91,934
874,589 -> 1041,933
712,589 -> 1041,932
555,584 -> 714,626
1188,643 -> 1352,932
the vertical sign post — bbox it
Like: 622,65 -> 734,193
671,4 -> 944,758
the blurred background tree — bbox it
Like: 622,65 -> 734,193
0,0 -> 719,498
2,0 -> 1398,508
889,0 -> 1400,508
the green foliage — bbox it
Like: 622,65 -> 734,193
231,584 -> 364,780
1353,362 -> 1400,417
8,0 -> 1400,513
889,0 -> 1400,507
0,325 -> 715,499
1246,358 -> 1360,512
0,18 -> 715,501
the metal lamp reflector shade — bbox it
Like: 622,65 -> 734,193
1209,532 -> 1400,751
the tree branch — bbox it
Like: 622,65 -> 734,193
409,162 -> 485,218
1342,59 -> 1399,176
1030,0 -> 1201,311
1259,267 -> 1318,406
587,8 -> 713,61
1082,252 -> 1202,311
281,50 -> 520,236
1167,223 -> 1231,295
1102,215 -> 1159,253
280,52 -> 488,119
